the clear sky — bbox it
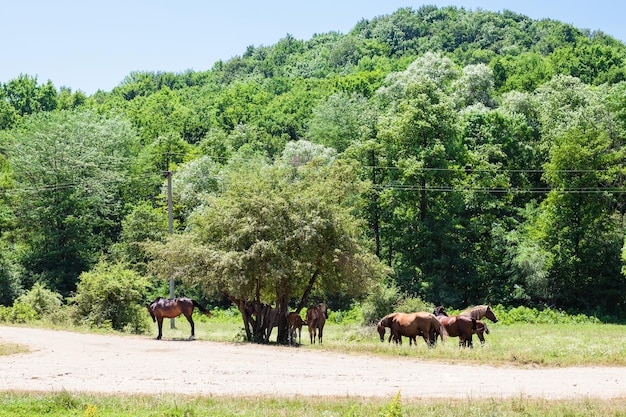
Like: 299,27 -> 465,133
3,1 -> 625,95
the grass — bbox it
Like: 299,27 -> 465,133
2,316 -> 626,415
3,312 -> 626,367
1,391 -> 626,417
146,314 -> 626,367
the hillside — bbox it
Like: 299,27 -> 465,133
0,6 -> 625,322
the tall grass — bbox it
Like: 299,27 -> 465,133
1,391 -> 625,417
3,305 -> 626,367
147,311 -> 626,367
2,307 -> 626,416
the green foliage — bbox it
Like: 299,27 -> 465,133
360,282 -> 401,324
493,305 -> 601,325
379,392 -> 402,417
1,5 -> 626,319
15,282 -> 63,316
148,156 -> 387,343
71,261 -> 151,333
8,110 -> 140,295
0,302 -> 38,323
394,296 -> 434,314
2,392 -> 626,417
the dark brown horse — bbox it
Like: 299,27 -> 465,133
377,312 -> 446,347
433,306 -> 487,347
460,304 -> 498,323
286,311 -> 306,345
306,303 -> 327,344
147,297 -> 211,340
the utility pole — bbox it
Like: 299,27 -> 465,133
166,157 -> 175,329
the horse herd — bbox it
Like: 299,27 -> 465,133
146,297 -> 498,348
377,305 -> 498,348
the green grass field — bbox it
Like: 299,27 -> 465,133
1,390 -> 625,416
2,314 -> 626,416
153,314 -> 626,367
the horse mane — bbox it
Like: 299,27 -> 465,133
462,305 -> 487,319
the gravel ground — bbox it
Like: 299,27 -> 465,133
1,326 -> 625,399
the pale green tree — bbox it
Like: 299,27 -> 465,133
148,157 -> 387,344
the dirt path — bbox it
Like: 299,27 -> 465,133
1,326 -> 625,399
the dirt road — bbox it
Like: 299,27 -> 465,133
1,326 -> 625,399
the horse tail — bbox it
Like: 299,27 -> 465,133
192,300 -> 211,316
432,316 -> 447,341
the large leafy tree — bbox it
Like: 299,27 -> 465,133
375,54 -> 466,304
148,146 -> 387,343
8,110 -> 139,294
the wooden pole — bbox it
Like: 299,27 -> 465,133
167,167 -> 175,329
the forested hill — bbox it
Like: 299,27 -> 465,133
111,5 -> 626,100
1,6 -> 626,321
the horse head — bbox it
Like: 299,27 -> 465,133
485,304 -> 498,323
433,305 -> 448,317
376,321 -> 386,342
376,315 -> 393,342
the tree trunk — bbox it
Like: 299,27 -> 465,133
275,292 -> 290,345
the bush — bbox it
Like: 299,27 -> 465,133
394,296 -> 434,314
71,261 -> 152,333
15,282 -> 63,316
0,302 -> 38,323
494,305 -> 600,325
361,282 -> 402,324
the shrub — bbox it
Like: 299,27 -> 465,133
15,282 -> 63,316
71,261 -> 151,333
361,282 -> 402,324
0,302 -> 38,323
394,296 -> 434,314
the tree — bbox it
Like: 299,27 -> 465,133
306,92 -> 377,152
148,154 -> 387,344
8,110 -> 139,294
535,127 -> 625,314
374,56 -> 466,304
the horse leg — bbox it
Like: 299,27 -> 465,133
318,327 -> 323,344
186,314 -> 195,340
156,317 -> 163,340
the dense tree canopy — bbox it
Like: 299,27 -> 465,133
1,5 -> 626,331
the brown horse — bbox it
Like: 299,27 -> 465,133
286,311 -> 306,345
433,306 -> 488,347
460,304 -> 498,323
306,303 -> 327,344
147,297 -> 211,340
377,312 -> 446,347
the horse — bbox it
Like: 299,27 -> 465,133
433,306 -> 488,348
377,312 -> 445,347
286,311 -> 306,345
147,297 -> 211,340
460,304 -> 498,323
306,302 -> 327,344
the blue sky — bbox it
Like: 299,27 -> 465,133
3,1 -> 625,95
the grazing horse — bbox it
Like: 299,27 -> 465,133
306,303 -> 327,344
377,312 -> 446,347
147,297 -> 211,340
286,311 -> 306,345
460,304 -> 498,323
433,306 -> 488,347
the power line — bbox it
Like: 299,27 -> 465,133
374,184 -> 626,194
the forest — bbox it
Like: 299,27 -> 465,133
0,6 -> 625,340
